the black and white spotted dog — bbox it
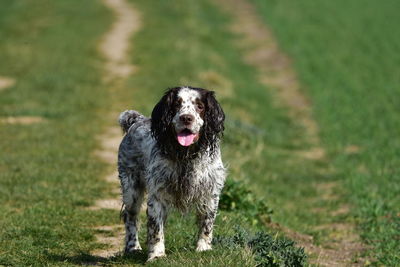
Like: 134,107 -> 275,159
118,86 -> 226,261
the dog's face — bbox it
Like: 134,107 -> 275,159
151,86 -> 224,156
172,88 -> 205,146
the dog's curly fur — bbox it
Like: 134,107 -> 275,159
118,86 -> 226,261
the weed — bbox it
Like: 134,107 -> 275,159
220,179 -> 273,225
215,226 -> 307,267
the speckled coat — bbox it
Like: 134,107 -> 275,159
117,87 -> 226,261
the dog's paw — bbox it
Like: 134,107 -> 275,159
147,252 -> 166,262
124,244 -> 142,254
196,239 -> 212,252
147,242 -> 166,262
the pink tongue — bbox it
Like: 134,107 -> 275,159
177,132 -> 197,146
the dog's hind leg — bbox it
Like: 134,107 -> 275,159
120,167 -> 145,253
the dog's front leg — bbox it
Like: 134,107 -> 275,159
196,196 -> 219,252
146,195 -> 167,261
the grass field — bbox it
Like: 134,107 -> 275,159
0,0 -> 114,265
0,0 -> 303,266
1,0 -> 398,266
251,0 -> 400,265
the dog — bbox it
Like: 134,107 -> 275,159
118,86 -> 226,261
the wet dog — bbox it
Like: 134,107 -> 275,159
118,86 -> 226,260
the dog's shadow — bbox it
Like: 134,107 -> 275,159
45,250 -> 148,266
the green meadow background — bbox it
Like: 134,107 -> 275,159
0,0 -> 398,266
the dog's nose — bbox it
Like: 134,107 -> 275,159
179,114 -> 194,125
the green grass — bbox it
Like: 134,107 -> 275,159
111,0 -> 309,265
122,0 -> 351,264
6,0 -> 396,265
0,0 -> 308,266
251,0 -> 400,265
0,0 -> 114,265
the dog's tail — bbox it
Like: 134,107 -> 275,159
118,110 -> 145,133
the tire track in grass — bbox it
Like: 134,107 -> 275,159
215,0 -> 366,265
88,0 -> 141,258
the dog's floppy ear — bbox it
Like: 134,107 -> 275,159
204,90 -> 225,135
151,88 -> 178,140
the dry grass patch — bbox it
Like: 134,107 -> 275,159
92,225 -> 125,258
0,116 -> 46,125
198,71 -> 234,98
0,76 -> 16,91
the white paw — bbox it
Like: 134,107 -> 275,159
126,244 -> 142,253
147,252 -> 166,262
147,242 -> 165,261
196,239 -> 212,252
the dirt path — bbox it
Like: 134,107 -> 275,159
215,0 -> 366,265
89,0 -> 141,258
99,0 -> 141,79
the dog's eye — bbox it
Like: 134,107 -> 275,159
196,103 -> 204,110
174,102 -> 181,110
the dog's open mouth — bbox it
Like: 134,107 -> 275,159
177,129 -> 199,147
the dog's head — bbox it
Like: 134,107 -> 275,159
151,86 -> 225,158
